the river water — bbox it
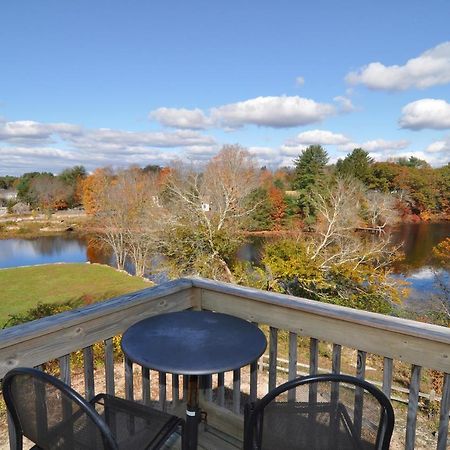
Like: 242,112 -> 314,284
0,223 -> 448,306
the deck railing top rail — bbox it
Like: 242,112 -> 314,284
188,277 -> 450,373
190,277 -> 450,345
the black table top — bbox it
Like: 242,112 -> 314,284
121,310 -> 267,375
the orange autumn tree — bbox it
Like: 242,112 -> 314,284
268,186 -> 286,230
81,168 -> 112,214
82,167 -> 166,276
258,168 -> 287,231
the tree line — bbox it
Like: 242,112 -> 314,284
0,166 -> 87,211
2,146 -> 448,222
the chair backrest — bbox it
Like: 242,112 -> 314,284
3,367 -> 118,450
244,373 -> 395,450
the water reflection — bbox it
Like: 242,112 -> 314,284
0,235 -> 112,269
390,222 -> 449,271
0,222 -> 448,302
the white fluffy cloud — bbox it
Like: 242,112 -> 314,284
151,95 -> 339,130
288,129 -> 351,146
346,42 -> 450,91
0,146 -> 84,175
399,99 -> 450,130
333,96 -> 356,113
0,120 -> 215,150
183,145 -> 219,160
338,139 -> 409,153
370,150 -> 448,167
65,128 -> 216,151
357,139 -> 409,152
150,107 -> 212,129
247,146 -> 284,167
426,136 -> 450,153
280,132 -> 411,161
211,96 -> 336,128
0,119 -> 218,175
0,120 -> 81,143
279,144 -> 306,156
0,146 -> 76,159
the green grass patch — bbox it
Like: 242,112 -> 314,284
0,263 -> 151,326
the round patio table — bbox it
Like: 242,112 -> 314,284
121,310 -> 267,450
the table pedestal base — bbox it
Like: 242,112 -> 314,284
185,375 -> 200,450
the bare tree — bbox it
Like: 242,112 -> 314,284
364,191 -> 400,232
92,170 -> 129,271
85,167 -> 168,276
163,145 -> 260,281
122,170 -> 169,277
309,177 -> 400,272
310,177 -> 363,261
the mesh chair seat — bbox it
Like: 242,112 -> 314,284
92,394 -> 181,450
3,368 -> 183,450
257,401 -> 375,450
244,374 -> 394,450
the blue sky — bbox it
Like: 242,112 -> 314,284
1,0 -> 449,175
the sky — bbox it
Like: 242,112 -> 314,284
1,0 -> 449,176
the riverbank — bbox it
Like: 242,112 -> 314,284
0,208 -> 448,240
0,263 -> 151,327
0,211 -> 88,239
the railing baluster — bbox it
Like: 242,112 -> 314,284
124,357 -> 133,401
332,344 -> 341,374
250,361 -> 258,402
172,374 -> 180,406
309,338 -> 318,375
59,354 -> 71,386
233,369 -> 241,414
58,354 -> 73,442
331,344 -> 342,406
142,367 -> 150,405
356,350 -> 366,379
354,350 -> 366,437
217,372 -> 225,407
83,346 -> 95,401
437,373 -> 450,450
405,364 -> 421,450
269,327 -> 278,391
382,357 -> 393,398
309,338 -> 319,404
159,371 -> 167,411
201,374 -> 212,402
250,322 -> 259,402
288,332 -> 298,402
183,375 -> 188,401
104,338 -> 115,396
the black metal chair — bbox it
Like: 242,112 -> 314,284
3,367 -> 184,450
244,373 -> 395,450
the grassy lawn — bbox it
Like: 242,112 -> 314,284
0,263 -> 151,326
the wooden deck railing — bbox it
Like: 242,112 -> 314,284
0,277 -> 449,450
